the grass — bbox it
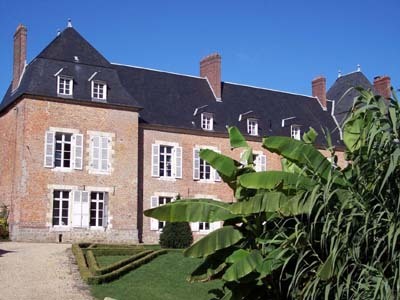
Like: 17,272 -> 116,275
96,255 -> 131,268
91,251 -> 222,300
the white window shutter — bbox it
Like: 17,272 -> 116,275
210,221 -> 221,232
91,136 -> 100,170
81,191 -> 90,228
190,222 -> 199,232
150,196 -> 159,231
174,146 -> 182,179
103,193 -> 109,228
72,190 -> 82,227
73,134 -> 84,170
151,144 -> 160,177
44,131 -> 55,168
193,148 -> 200,180
214,149 -> 221,182
100,137 -> 109,172
260,154 -> 267,171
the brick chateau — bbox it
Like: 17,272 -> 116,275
0,22 -> 391,243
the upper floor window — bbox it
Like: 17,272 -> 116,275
57,76 -> 73,96
92,81 -> 107,101
247,119 -> 258,136
240,151 -> 267,172
291,125 -> 301,140
193,147 -> 221,182
44,129 -> 83,170
201,113 -> 213,131
89,132 -> 113,174
151,143 -> 182,179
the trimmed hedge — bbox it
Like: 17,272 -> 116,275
87,249 -> 167,284
88,249 -> 153,275
72,243 -> 168,284
89,248 -> 145,256
72,244 -> 92,282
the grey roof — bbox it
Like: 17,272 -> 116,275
115,64 -> 341,146
0,27 -> 140,111
327,71 -> 374,125
1,26 -> 342,147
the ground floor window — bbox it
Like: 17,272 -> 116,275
158,196 -> 172,230
90,192 -> 104,227
199,222 -> 210,231
52,190 -> 70,226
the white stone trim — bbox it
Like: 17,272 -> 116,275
154,191 -> 179,198
49,127 -> 80,134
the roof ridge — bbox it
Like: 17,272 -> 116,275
223,81 -> 316,99
111,62 -> 205,80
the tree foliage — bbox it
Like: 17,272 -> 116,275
145,88 -> 400,299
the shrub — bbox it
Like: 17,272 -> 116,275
159,222 -> 193,249
0,204 -> 9,240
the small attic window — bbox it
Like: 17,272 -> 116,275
57,76 -> 73,96
92,81 -> 107,101
73,56 -> 79,62
201,113 -> 213,131
291,125 -> 301,140
247,119 -> 258,136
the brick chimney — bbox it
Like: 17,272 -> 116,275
200,53 -> 221,100
12,24 -> 27,91
312,76 -> 327,109
373,75 -> 391,99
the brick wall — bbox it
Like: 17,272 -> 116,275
0,97 -> 139,243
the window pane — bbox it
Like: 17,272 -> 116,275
52,217 -> 59,226
62,201 -> 68,209
90,218 -> 96,226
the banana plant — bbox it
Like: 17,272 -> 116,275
145,88 -> 400,300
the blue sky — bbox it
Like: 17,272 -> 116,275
1,0 -> 399,98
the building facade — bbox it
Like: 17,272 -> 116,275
1,22 -> 378,243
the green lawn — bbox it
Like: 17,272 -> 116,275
91,252 -> 222,300
95,255 -> 131,268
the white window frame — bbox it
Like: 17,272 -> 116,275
91,80 -> 107,101
253,151 -> 267,172
193,146 -> 221,182
57,75 -> 73,96
247,118 -> 258,136
151,141 -> 182,179
150,193 -> 177,231
191,195 -> 222,234
44,128 -> 83,172
88,131 -> 114,175
52,190 -> 71,228
89,191 -> 106,228
291,125 -> 301,140
201,113 -> 214,131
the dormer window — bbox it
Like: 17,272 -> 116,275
291,125 -> 301,140
57,76 -> 73,96
92,81 -> 107,101
201,113 -> 213,131
247,119 -> 258,136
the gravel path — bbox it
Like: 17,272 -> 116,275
0,242 -> 93,300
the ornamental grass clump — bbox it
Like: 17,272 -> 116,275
145,88 -> 400,299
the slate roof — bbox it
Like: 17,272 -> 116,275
1,26 -> 342,147
327,71 -> 375,125
0,27 -> 140,111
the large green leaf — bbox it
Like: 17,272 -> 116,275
230,191 -> 288,215
144,199 -> 237,222
256,247 -> 288,278
223,250 -> 263,281
317,253 -> 335,281
302,127 -> 318,144
228,126 -> 249,149
239,171 -> 317,191
200,149 -> 238,178
263,136 -> 343,184
343,117 -> 364,152
184,226 -> 244,258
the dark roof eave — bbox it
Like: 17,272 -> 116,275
0,93 -> 142,116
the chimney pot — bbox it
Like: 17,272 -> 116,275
12,24 -> 27,91
312,76 -> 327,109
200,53 -> 221,100
373,75 -> 391,99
